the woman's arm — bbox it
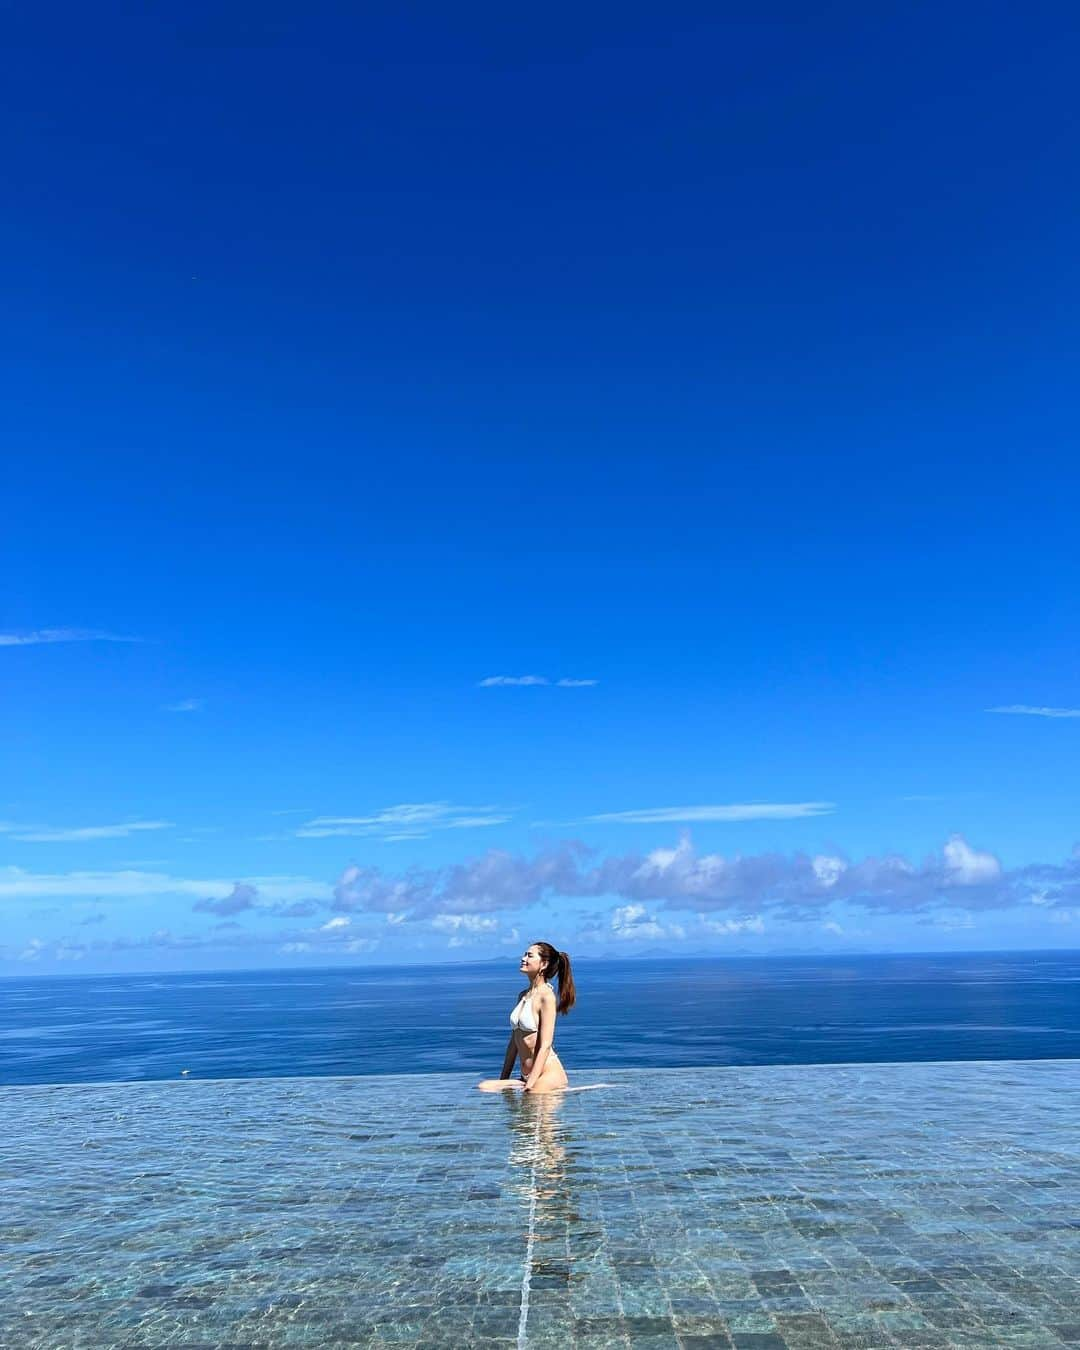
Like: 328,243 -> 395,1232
523,989 -> 557,1090
499,1033 -> 518,1079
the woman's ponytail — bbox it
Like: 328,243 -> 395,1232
555,949 -> 576,1015
536,941 -> 576,1015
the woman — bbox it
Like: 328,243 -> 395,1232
477,942 -> 576,1093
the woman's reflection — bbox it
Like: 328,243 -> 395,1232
500,1089 -> 599,1295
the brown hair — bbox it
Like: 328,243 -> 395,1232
533,941 -> 576,1015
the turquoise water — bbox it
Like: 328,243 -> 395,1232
4,952 -> 1079,1086
3,1060 -> 1079,1347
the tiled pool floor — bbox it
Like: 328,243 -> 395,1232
1,1061 -> 1078,1348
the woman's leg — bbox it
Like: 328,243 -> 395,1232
476,1078 -> 524,1092
524,1072 -> 568,1094
523,1054 -> 569,1094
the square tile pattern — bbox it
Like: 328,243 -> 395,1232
1,1061 -> 1077,1347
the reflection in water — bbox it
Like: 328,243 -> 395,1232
501,1091 -> 577,1344
502,1089 -> 569,1198
500,1089 -> 603,1343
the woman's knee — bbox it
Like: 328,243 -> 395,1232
476,1078 -> 521,1092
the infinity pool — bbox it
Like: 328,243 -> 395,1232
2,1061 -> 1078,1347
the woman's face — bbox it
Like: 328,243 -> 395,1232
520,944 -> 545,978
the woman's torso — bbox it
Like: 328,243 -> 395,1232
510,988 -> 561,1072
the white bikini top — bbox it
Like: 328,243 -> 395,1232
509,991 -> 540,1034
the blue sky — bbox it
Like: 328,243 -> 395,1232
3,2 -> 1080,973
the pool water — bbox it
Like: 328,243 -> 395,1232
2,1061 -> 1078,1347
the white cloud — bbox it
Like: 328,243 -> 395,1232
611,903 -> 659,937
478,675 -> 597,687
819,918 -> 872,939
812,855 -> 847,886
0,628 -> 139,647
478,675 -> 549,686
0,867 -> 328,903
987,705 -> 1080,719
431,913 -> 499,934
609,903 -> 685,942
587,802 -> 835,824
699,914 -> 764,935
189,885 -> 321,920
165,699 -> 204,713
431,912 -> 500,948
921,910 -> 976,931
0,820 -> 173,843
298,802 -> 510,840
18,936 -> 87,962
193,883 -> 259,916
943,834 -> 1001,885
321,916 -> 351,931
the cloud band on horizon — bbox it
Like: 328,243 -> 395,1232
328,832 -> 1072,921
5,834 -> 1078,967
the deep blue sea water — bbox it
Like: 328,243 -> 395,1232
1,951 -> 1077,1087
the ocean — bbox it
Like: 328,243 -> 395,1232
1,950 -> 1077,1087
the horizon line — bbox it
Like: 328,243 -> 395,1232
1,945 -> 1075,982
